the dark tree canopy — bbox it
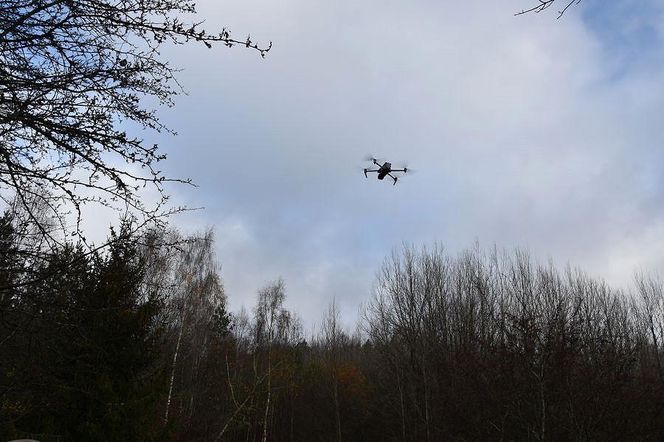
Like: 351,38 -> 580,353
0,0 -> 269,243
3,224 -> 664,440
0,220 -> 167,440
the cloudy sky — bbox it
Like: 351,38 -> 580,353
136,0 -> 664,328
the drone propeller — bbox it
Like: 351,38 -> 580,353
396,162 -> 415,174
363,154 -> 384,165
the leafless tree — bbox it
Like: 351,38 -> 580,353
251,279 -> 302,442
141,228 -> 226,428
320,299 -> 347,442
364,243 -> 659,440
0,0 -> 270,244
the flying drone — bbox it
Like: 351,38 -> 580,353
363,157 -> 409,185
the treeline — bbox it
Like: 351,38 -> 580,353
2,216 -> 664,441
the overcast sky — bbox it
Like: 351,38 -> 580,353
131,0 -> 664,329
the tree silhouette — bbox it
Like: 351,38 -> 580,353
0,0 -> 270,244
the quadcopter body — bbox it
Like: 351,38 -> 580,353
363,158 -> 408,185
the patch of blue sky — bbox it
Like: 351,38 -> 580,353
580,0 -> 664,78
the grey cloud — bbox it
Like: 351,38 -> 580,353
131,0 -> 664,327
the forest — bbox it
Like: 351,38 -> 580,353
2,215 -> 664,440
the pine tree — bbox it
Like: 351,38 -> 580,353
0,225 -> 167,441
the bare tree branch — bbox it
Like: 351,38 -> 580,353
0,0 -> 270,243
515,0 -> 582,18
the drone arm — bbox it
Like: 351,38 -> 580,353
388,173 -> 398,185
364,168 -> 379,178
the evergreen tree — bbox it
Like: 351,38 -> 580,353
0,225 -> 167,441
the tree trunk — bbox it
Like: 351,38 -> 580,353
334,376 -> 342,442
398,370 -> 406,442
164,321 -> 184,425
262,344 -> 272,442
